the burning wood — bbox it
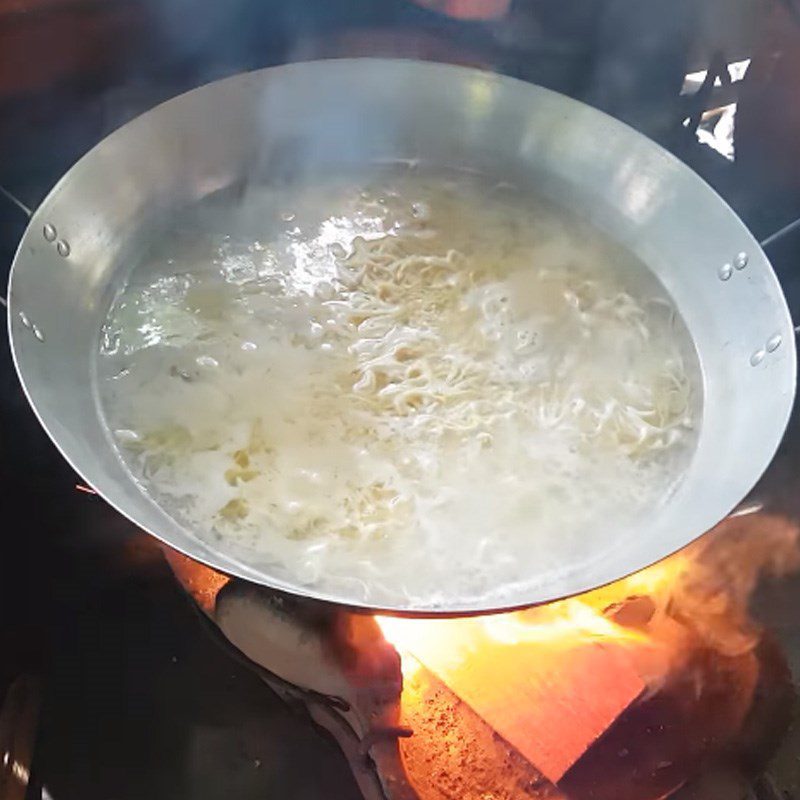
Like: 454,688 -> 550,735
378,613 -> 646,783
397,655 -> 563,800
377,514 -> 800,799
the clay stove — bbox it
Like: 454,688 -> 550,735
162,510 -> 800,800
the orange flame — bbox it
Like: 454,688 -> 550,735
378,557 -> 677,662
377,514 -> 800,686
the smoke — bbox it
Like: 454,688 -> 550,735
600,513 -> 800,698
486,512 -> 800,698
662,514 -> 800,654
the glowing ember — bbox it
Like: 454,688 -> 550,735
378,595 -> 653,784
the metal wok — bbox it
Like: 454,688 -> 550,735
7,59 -> 796,614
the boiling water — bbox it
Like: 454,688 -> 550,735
97,169 -> 702,607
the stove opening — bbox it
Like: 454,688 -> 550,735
164,511 -> 800,800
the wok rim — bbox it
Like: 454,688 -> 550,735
7,57 -> 797,616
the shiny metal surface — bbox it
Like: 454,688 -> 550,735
6,59 -> 796,614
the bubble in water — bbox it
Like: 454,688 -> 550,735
411,201 -> 431,221
314,281 -> 335,301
